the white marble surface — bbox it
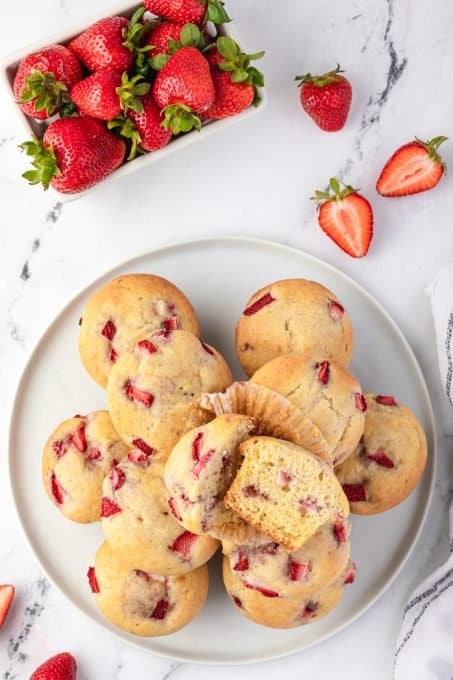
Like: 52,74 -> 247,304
1,0 -> 453,678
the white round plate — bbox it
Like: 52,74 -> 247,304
9,237 -> 436,665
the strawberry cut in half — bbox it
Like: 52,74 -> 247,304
376,136 -> 448,197
0,585 -> 15,629
313,178 -> 373,258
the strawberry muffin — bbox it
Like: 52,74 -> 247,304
42,411 -> 129,523
224,437 -> 349,551
252,353 -> 366,465
335,393 -> 427,514
78,273 -> 201,388
89,542 -> 209,636
185,381 -> 330,461
235,279 -> 354,376
101,457 -> 218,575
223,555 -> 355,629
165,414 -> 256,539
222,518 -> 351,600
106,329 -> 232,458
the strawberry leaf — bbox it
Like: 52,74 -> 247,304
20,138 -> 60,190
19,70 -> 71,117
204,0 -> 231,24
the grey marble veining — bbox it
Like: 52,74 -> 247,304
1,1 -> 453,678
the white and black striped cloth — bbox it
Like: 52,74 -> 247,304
394,266 -> 453,679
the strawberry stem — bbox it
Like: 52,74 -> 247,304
212,36 -> 264,103
108,116 -> 143,161
200,0 -> 231,24
311,177 -> 358,204
18,69 -> 71,117
161,104 -> 201,135
415,135 -> 448,169
116,72 -> 150,114
295,63 -> 344,88
20,138 -> 60,190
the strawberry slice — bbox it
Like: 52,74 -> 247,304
367,451 -> 395,468
162,316 -> 179,331
168,497 -> 182,520
71,425 -> 87,452
375,394 -> 398,406
243,582 -> 279,598
137,339 -> 158,354
243,292 -> 275,316
170,531 -> 198,559
87,567 -> 100,593
233,549 -> 249,571
376,136 -> 447,197
151,599 -> 169,620
101,497 -> 122,517
124,381 -> 154,407
50,473 -> 66,504
329,299 -> 345,321
316,360 -> 330,385
0,585 -> 15,629
342,483 -> 367,502
289,560 -> 310,582
132,438 -> 155,456
101,320 -> 116,341
313,178 -> 373,258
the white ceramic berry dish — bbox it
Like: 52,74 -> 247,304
0,2 -> 267,202
8,237 -> 436,665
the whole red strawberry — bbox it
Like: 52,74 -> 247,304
153,46 -> 214,133
30,652 -> 77,680
376,136 -> 448,196
146,21 -> 186,56
295,65 -> 352,132
69,10 -> 149,73
20,117 -> 125,194
70,69 -> 150,120
313,178 -> 373,258
13,45 -> 82,119
144,0 -> 230,25
109,91 -> 172,159
204,36 -> 264,119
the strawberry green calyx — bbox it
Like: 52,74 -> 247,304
150,24 -> 204,71
122,7 -> 154,53
311,177 -> 358,205
295,64 -> 345,88
161,104 -> 201,135
19,70 -> 71,117
108,116 -> 143,161
214,36 -> 264,104
116,73 -> 151,114
19,138 -> 60,190
199,0 -> 231,24
415,136 -> 448,169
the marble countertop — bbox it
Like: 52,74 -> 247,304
1,0 -> 453,678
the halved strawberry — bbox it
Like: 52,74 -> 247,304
376,137 -> 447,197
313,178 -> 373,258
0,585 -> 15,629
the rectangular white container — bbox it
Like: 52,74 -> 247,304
0,1 -> 267,200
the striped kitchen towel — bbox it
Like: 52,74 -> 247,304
394,264 -> 453,679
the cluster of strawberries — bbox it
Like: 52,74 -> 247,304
295,65 -> 448,258
14,0 -> 264,194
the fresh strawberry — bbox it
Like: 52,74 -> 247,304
203,37 -> 264,119
146,22 -> 205,70
144,0 -> 230,25
295,64 -> 352,132
70,69 -> 150,121
313,178 -> 373,258
108,91 -> 171,159
69,10 -> 150,73
20,117 -> 125,194
153,46 -> 215,134
0,585 -> 15,629
376,137 -> 447,197
13,45 -> 82,120
30,652 -> 77,680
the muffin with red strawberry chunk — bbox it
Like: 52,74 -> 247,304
335,393 -> 427,514
89,541 -> 209,636
222,518 -> 351,601
101,458 -> 218,575
78,273 -> 200,388
164,414 -> 256,539
106,329 -> 232,457
224,437 -> 349,552
235,278 -> 354,377
251,353 -> 365,465
42,411 -> 129,523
